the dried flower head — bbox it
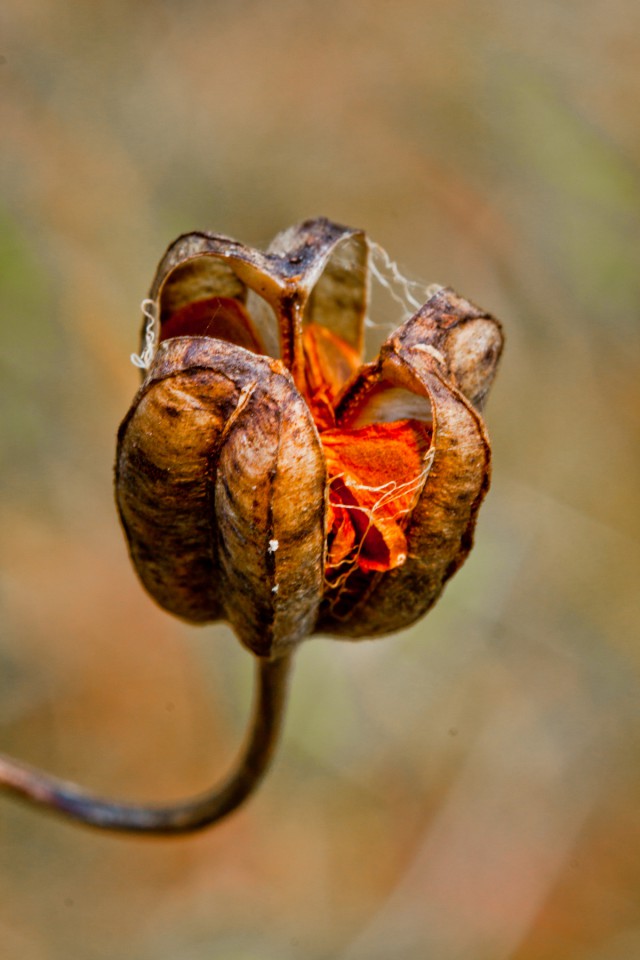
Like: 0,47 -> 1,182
0,218 -> 503,834
116,218 -> 503,657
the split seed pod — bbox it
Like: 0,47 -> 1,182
116,219 -> 503,659
0,218 -> 504,835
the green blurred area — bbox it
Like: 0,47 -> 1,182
1,1 -> 639,958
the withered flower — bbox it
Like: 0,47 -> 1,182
0,219 -> 502,835
117,218 -> 502,654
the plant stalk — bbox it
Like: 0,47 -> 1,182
0,653 -> 292,834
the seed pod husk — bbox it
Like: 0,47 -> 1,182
116,219 -> 503,657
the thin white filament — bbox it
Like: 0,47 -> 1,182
365,240 -> 444,331
130,298 -> 159,370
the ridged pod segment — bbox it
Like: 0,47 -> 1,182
117,339 -> 326,657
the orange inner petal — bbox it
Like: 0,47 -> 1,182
321,420 -> 432,577
302,324 -> 432,580
301,324 -> 361,430
160,297 -> 263,353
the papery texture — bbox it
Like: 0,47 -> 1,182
117,339 -> 326,657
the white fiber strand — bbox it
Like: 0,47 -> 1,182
130,299 -> 158,370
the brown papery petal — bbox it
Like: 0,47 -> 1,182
214,358 -> 327,658
267,220 -> 368,360
390,287 -> 504,411
116,339 -> 326,656
116,341 -> 240,623
319,312 -> 493,637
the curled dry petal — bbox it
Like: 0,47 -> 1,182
116,218 -> 503,658
117,340 -> 326,657
320,291 -> 498,635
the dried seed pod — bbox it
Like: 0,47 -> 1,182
116,218 -> 503,658
0,218 -> 504,837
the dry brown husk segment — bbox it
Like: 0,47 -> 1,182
116,339 -> 326,658
320,289 -> 501,636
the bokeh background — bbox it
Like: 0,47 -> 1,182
1,1 -> 639,958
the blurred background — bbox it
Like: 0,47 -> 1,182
1,1 -> 639,958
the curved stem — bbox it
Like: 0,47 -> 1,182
0,653 -> 292,835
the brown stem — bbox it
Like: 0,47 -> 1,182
0,653 -> 292,835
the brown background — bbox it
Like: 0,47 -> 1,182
1,1 -> 639,958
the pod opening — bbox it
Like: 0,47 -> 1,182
159,296 -> 264,353
156,255 -> 278,356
